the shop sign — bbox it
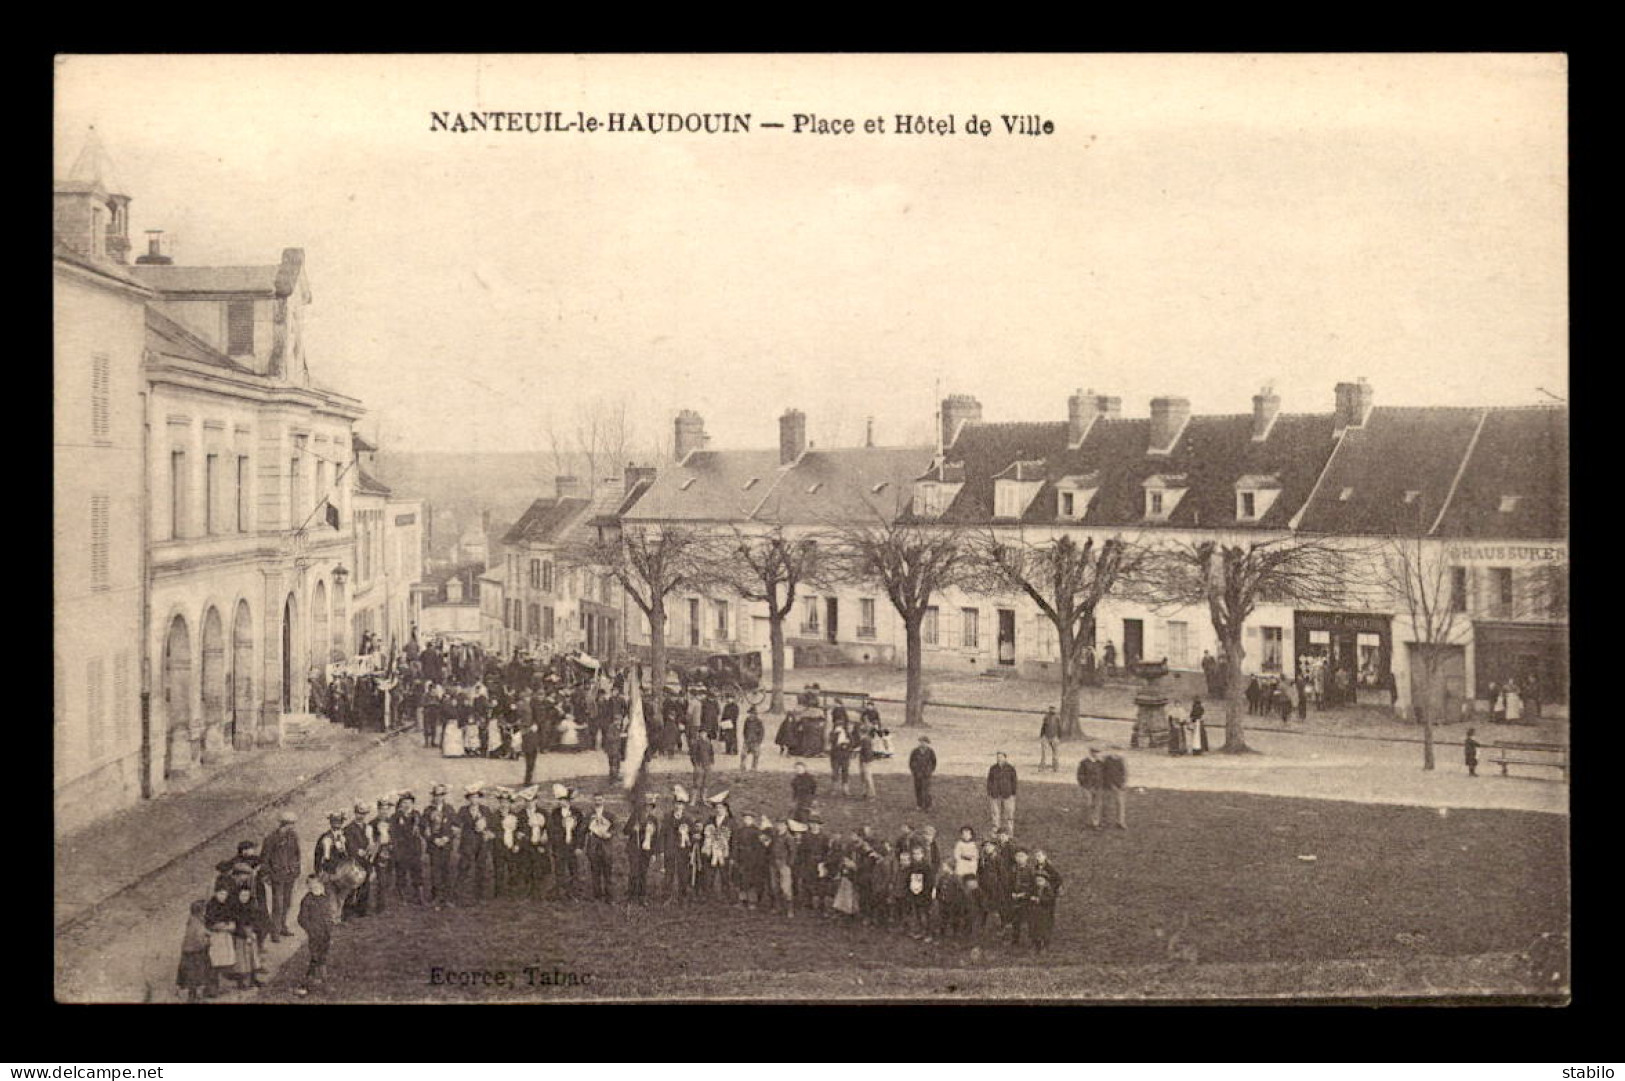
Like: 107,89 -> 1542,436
1443,542 -> 1565,566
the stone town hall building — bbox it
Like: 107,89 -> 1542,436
53,136 -> 409,836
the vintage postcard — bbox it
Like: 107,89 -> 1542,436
53,53 -> 1567,1004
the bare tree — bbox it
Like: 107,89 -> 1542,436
1370,529 -> 1473,770
566,524 -> 712,723
547,397 -> 636,496
1135,535 -> 1361,753
965,530 -> 1143,740
829,517 -> 969,728
697,523 -> 828,714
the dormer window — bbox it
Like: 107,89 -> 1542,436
1055,473 -> 1100,522
913,476 -> 964,519
1239,491 -> 1256,519
1142,474 -> 1189,521
1233,474 -> 1283,522
1499,494 -> 1521,513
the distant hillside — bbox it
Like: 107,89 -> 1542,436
373,452 -> 566,524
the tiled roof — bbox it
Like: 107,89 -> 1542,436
610,477 -> 655,518
934,412 -> 1337,530
144,307 -> 254,374
1430,406 -> 1567,539
1295,407 -> 1485,536
53,237 -> 150,292
622,449 -> 785,522
351,432 -> 377,453
503,497 -> 592,546
129,263 -> 280,294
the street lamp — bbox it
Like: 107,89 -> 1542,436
332,563 -> 350,587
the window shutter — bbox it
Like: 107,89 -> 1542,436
114,650 -> 131,746
91,495 -> 110,591
91,355 -> 111,442
227,301 -> 255,356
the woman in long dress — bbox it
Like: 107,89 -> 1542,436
557,713 -> 583,751
1505,680 -> 1524,723
441,709 -> 465,757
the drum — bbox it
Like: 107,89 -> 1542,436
332,859 -> 367,892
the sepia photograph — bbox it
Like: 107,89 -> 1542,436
52,53 -> 1568,1004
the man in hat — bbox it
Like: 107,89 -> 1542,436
1101,751 -> 1129,830
741,706 -> 764,774
1076,747 -> 1105,830
1039,707 -> 1061,771
908,737 -> 938,812
548,788 -> 585,898
369,796 -> 397,915
391,793 -> 425,905
987,752 -> 1018,835
720,693 -> 740,757
314,811 -> 349,887
494,790 -> 523,899
689,728 -> 715,802
343,801 -> 376,919
456,786 -> 493,905
659,789 -> 696,902
423,786 -> 458,909
294,874 -> 334,996
625,793 -> 660,903
790,760 -> 817,822
795,817 -> 831,916
518,788 -> 551,901
520,706 -> 544,785
261,810 -> 302,940
584,793 -> 618,901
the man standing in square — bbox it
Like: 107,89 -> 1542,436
909,736 -> 937,812
987,752 -> 1018,834
1076,746 -> 1105,830
1102,751 -> 1129,829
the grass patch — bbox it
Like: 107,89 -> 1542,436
262,769 -> 1567,1001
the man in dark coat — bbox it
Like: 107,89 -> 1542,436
1201,650 -> 1218,696
1039,708 -> 1060,771
342,802 -> 375,919
584,794 -> 618,901
521,710 -> 544,785
790,761 -> 817,821
261,811 -> 303,939
548,793 -> 585,897
455,788 -> 493,904
391,794 -> 425,905
908,737 -> 937,811
1102,752 -> 1129,829
422,785 -> 458,908
987,753 -> 1018,835
689,730 -> 715,802
1076,747 -> 1105,830
700,691 -> 721,741
624,794 -> 660,903
659,798 -> 697,901
294,875 -> 335,996
720,695 -> 740,756
742,707 -> 765,773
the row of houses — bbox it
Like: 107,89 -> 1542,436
483,384 -> 1566,718
54,134 -> 423,836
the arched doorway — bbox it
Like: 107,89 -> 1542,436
312,580 -> 330,668
232,600 -> 254,748
162,614 -> 193,777
200,607 -> 226,762
281,593 -> 298,712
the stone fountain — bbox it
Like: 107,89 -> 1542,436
1129,658 -> 1170,749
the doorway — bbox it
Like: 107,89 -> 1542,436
997,609 -> 1016,665
162,614 -> 192,777
282,594 -> 297,711
1123,619 -> 1144,667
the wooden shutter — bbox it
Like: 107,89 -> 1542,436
114,650 -> 131,747
91,494 -> 110,591
227,301 -> 255,355
91,355 -> 111,442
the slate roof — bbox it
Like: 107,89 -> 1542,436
144,307 -> 255,374
622,446 -> 934,525
130,263 -> 281,295
53,237 -> 150,292
503,497 -> 593,546
354,467 -> 392,497
932,413 -> 1337,530
1429,407 -> 1567,539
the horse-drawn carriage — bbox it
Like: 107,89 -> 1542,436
634,645 -> 767,704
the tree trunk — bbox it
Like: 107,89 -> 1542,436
768,611 -> 786,714
1419,662 -> 1437,771
649,604 -> 667,729
903,615 -> 927,728
1221,631 -> 1251,753
1056,623 -> 1081,740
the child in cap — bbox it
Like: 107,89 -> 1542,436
176,898 -> 217,1002
295,874 -> 334,996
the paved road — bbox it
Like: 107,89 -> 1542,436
56,693 -> 1566,1003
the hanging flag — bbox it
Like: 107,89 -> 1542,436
623,663 -> 649,793
325,501 -> 340,530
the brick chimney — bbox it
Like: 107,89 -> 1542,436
1252,386 -> 1281,442
865,417 -> 875,448
135,229 -> 173,265
941,394 -> 983,452
555,475 -> 584,499
674,409 -> 708,462
779,408 -> 807,465
1333,379 -> 1375,435
1068,389 -> 1121,447
624,462 -> 657,492
1148,396 -> 1191,455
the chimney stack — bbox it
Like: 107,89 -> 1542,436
135,229 -> 173,266
1252,385 -> 1281,442
1333,379 -> 1375,434
555,475 -> 583,499
1148,396 -> 1191,454
940,394 -> 983,452
674,409 -> 708,462
779,408 -> 807,466
865,417 -> 875,448
1068,389 -> 1121,447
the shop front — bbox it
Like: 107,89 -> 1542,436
1473,621 -> 1568,706
1294,610 -> 1394,708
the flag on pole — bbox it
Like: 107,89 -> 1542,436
623,663 -> 649,792
325,501 -> 340,530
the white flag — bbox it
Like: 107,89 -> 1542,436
623,665 -> 648,791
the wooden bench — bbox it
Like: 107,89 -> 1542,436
1492,739 -> 1569,782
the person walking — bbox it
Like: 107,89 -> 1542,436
908,736 -> 937,812
260,810 -> 302,940
1101,751 -> 1128,829
1076,747 -> 1105,829
741,706 -> 764,773
857,720 -> 879,799
1464,727 -> 1481,778
1038,708 -> 1061,771
987,752 -> 1018,834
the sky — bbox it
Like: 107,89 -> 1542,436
54,54 -> 1568,457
